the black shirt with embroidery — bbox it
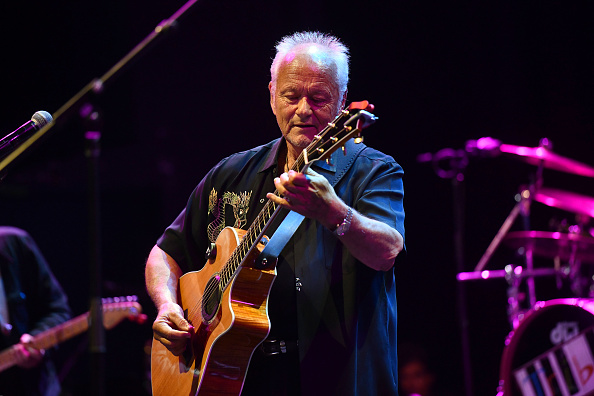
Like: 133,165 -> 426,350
157,137 -> 406,395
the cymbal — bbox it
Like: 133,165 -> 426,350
534,187 -> 594,218
503,230 -> 594,264
499,144 -> 594,178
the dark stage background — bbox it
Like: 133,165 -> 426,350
1,1 -> 592,394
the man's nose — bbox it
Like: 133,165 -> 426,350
295,97 -> 313,117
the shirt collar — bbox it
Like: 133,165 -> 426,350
258,138 -> 283,173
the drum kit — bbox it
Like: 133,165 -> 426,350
455,138 -> 594,396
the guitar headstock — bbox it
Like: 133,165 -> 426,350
303,100 -> 377,166
101,296 -> 147,328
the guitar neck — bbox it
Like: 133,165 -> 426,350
0,299 -> 143,373
0,312 -> 90,372
32,312 -> 91,350
217,149 -> 313,288
217,193 -> 282,287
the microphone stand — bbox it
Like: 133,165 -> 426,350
417,148 -> 473,396
0,1 -> 204,394
0,0 -> 202,176
83,105 -> 105,396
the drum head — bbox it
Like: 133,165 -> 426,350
499,298 -> 594,395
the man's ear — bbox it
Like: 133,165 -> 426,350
269,81 -> 276,115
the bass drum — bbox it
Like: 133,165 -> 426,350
498,298 -> 594,396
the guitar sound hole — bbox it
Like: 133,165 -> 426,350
202,274 -> 222,322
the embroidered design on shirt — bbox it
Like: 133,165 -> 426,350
207,188 -> 252,242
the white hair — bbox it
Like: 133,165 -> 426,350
270,31 -> 350,98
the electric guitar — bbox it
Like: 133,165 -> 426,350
0,297 -> 145,372
150,101 -> 378,396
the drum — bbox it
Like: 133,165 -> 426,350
498,298 -> 594,396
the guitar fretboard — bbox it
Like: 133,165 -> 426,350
218,145 -> 311,288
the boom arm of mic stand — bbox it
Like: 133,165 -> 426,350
1,2 -> 203,396
0,0 -> 202,177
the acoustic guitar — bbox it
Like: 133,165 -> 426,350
150,101 -> 377,396
0,297 -> 145,373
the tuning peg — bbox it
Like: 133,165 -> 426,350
326,158 -> 334,166
342,145 -> 347,156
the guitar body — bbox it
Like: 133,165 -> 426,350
151,227 -> 276,396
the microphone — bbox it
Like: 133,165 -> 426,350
0,111 -> 53,155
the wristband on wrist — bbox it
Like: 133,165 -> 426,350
333,207 -> 353,236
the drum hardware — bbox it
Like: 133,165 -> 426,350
458,265 -> 565,330
499,142 -> 594,178
428,138 -> 594,396
534,187 -> 594,219
470,186 -> 594,326
469,136 -> 594,178
503,228 -> 594,295
472,184 -> 540,310
503,230 -> 594,265
471,135 -> 594,269
497,298 -> 594,396
460,137 -> 594,279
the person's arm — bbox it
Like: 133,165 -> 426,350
145,245 -> 193,356
267,169 -> 404,271
321,198 -> 403,271
20,230 -> 72,334
10,228 -> 72,368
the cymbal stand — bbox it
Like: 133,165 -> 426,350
473,139 -> 550,322
504,264 -> 523,330
566,227 -> 586,297
522,139 -> 548,308
474,193 -> 526,273
473,185 -> 539,327
473,185 -> 535,310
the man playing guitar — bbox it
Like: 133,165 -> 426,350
146,31 -> 405,395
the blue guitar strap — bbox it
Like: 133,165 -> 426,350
254,139 -> 365,269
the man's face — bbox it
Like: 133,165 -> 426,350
269,52 -> 344,150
